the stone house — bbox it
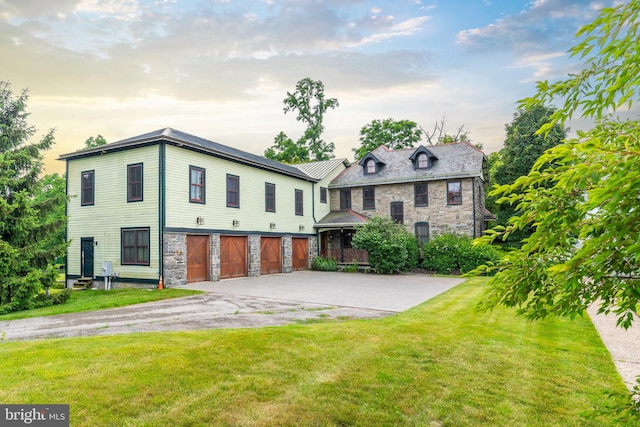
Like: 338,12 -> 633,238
316,143 -> 492,263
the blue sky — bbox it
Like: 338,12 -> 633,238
0,0 -> 613,174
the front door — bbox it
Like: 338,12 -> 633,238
81,238 -> 94,278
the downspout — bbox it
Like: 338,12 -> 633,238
64,160 -> 69,288
472,177 -> 477,238
312,182 -> 319,257
159,142 -> 166,283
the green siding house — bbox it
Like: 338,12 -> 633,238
60,128 -> 348,288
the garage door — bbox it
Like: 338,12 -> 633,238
292,238 -> 308,271
220,236 -> 248,279
187,235 -> 209,283
260,237 -> 282,275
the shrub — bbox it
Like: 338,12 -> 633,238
0,288 -> 72,316
31,289 -> 72,308
352,216 -> 419,274
311,256 -> 338,272
422,234 -> 500,275
343,260 -> 359,273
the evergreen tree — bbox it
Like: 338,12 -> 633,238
487,105 -> 567,245
0,81 -> 67,313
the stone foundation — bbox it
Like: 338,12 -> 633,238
163,232 -> 187,287
162,232 -> 315,285
282,236 -> 293,273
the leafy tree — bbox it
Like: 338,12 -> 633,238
353,118 -> 423,160
477,1 -> 640,328
264,132 -> 310,164
0,81 -> 67,313
265,78 -> 339,163
83,134 -> 107,149
352,216 -> 419,274
488,106 -> 567,244
494,106 -> 567,186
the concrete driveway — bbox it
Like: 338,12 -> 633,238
0,271 -> 464,341
181,271 -> 464,312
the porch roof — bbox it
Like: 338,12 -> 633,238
314,210 -> 368,229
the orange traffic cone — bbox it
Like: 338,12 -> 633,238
158,276 -> 164,290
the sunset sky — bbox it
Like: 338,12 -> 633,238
1,0 -> 611,175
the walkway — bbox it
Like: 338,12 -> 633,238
588,305 -> 640,393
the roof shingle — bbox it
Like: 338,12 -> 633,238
331,143 -> 487,188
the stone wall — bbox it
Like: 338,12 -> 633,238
163,232 -> 187,287
248,235 -> 260,277
282,235 -> 293,273
308,235 -> 318,268
210,234 -> 221,282
330,177 -> 485,239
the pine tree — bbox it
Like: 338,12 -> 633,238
0,81 -> 67,313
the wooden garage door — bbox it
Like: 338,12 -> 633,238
187,235 -> 209,283
260,237 -> 282,275
292,238 -> 308,271
220,236 -> 248,279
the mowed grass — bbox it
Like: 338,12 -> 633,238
0,277 -> 633,426
0,288 -> 202,321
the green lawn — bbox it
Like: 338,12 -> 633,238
0,277 -> 634,426
0,288 -> 202,321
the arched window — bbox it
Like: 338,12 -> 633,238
366,159 -> 376,174
417,153 -> 429,169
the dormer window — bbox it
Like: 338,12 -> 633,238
359,152 -> 386,175
410,146 -> 438,170
366,159 -> 376,174
417,153 -> 429,169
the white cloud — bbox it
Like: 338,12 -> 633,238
357,16 -> 430,46
74,0 -> 141,20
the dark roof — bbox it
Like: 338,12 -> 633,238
58,127 -> 314,181
331,143 -> 488,188
314,210 -> 369,228
483,208 -> 497,221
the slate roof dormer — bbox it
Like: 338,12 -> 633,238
358,151 -> 386,175
409,145 -> 438,170
330,142 -> 488,189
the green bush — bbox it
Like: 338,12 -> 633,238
31,289 -> 72,308
311,256 -> 338,272
0,288 -> 72,316
352,216 -> 419,274
422,234 -> 500,275
343,260 -> 359,273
